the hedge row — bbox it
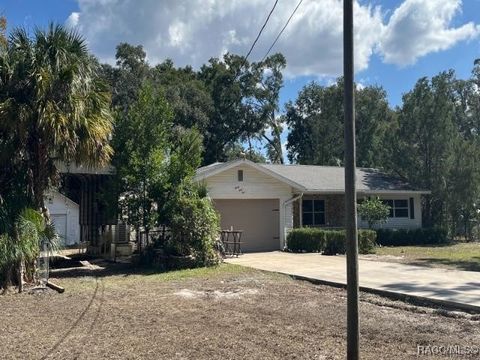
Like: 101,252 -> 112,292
286,228 -> 377,255
376,228 -> 448,246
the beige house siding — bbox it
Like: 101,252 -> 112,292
284,202 -> 294,232
203,164 -> 294,249
205,165 -> 293,199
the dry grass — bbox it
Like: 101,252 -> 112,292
372,242 -> 480,271
1,260 -> 479,360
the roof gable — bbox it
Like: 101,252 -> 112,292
196,160 -> 428,194
195,159 -> 306,191
46,190 -> 79,208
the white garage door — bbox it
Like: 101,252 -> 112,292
214,199 -> 280,252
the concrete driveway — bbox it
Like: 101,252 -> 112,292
225,251 -> 480,312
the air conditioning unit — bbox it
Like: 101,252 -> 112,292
116,223 -> 130,244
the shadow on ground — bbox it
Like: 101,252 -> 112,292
381,280 -> 480,307
407,257 -> 480,272
49,254 -> 152,279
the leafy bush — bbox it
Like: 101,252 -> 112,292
358,230 -> 377,254
357,197 -> 390,228
285,228 -> 325,252
168,189 -> 221,267
323,230 -> 346,255
0,208 -> 59,290
286,228 -> 377,255
376,228 -> 448,246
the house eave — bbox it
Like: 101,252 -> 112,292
297,189 -> 431,195
361,190 -> 431,195
56,161 -> 115,175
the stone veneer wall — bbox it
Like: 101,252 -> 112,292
293,194 -> 345,228
325,194 -> 345,227
293,199 -> 300,228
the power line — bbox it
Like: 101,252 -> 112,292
222,0 -> 279,111
262,0 -> 304,61
242,0 -> 279,67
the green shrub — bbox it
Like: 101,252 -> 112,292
286,228 -> 377,255
286,228 -> 325,252
376,228 -> 448,246
358,230 -> 377,254
357,197 -> 390,228
323,230 -> 346,255
169,193 -> 221,267
1,208 -> 60,290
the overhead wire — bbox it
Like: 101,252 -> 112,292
221,0 -> 279,113
242,0 -> 280,66
261,0 -> 304,62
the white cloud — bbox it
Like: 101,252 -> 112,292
66,0 -> 479,76
65,12 -> 79,28
378,0 -> 480,66
281,138 -> 290,164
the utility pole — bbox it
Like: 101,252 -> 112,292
343,0 -> 359,359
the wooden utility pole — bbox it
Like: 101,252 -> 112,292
343,0 -> 359,359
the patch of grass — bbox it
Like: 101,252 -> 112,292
53,263 -> 259,292
374,242 -> 480,271
141,263 -> 255,281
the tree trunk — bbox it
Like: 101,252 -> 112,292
29,133 -> 50,212
262,133 -> 284,164
1,266 -> 12,294
17,257 -> 24,293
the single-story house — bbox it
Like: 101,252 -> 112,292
195,159 -> 429,252
45,190 -> 80,246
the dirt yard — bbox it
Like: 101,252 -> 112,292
1,258 -> 479,360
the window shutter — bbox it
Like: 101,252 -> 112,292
409,197 -> 415,219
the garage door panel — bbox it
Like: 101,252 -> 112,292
214,199 -> 280,252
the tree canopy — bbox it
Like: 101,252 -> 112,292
0,24 -> 113,210
285,79 -> 393,167
100,46 -> 287,165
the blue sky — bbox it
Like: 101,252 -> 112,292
3,0 -> 480,159
4,0 -> 479,107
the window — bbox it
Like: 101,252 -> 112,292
302,199 -> 325,226
382,199 -> 409,218
237,170 -> 243,182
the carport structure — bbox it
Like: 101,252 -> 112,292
57,163 -> 119,255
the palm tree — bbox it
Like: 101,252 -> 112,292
0,23 -> 113,211
0,208 -> 58,293
0,24 -> 113,290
